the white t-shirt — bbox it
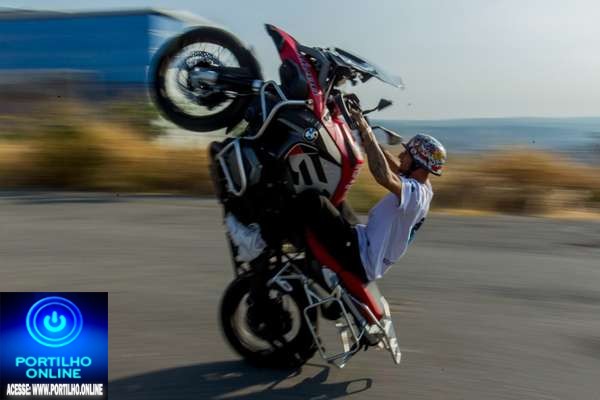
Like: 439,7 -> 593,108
355,176 -> 433,281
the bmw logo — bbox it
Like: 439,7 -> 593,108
304,127 -> 319,142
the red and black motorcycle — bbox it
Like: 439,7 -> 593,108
151,24 -> 404,368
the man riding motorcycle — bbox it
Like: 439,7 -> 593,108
151,22 -> 448,367
298,108 -> 447,283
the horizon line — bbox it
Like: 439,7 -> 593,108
377,115 -> 600,122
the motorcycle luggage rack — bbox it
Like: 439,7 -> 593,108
215,80 -> 311,196
268,262 -> 367,368
266,255 -> 401,367
303,288 -> 364,368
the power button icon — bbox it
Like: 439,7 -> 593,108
26,297 -> 83,347
44,311 -> 67,333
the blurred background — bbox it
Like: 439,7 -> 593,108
1,2 -> 599,399
0,1 -> 598,215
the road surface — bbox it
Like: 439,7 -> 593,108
1,192 -> 599,399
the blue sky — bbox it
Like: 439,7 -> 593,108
6,0 -> 600,119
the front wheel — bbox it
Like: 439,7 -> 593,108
151,26 -> 262,132
220,273 -> 318,368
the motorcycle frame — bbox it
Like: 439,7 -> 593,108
266,252 -> 402,368
214,80 -> 310,197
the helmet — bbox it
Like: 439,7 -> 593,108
405,134 -> 447,176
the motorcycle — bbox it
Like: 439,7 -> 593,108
151,24 -> 405,368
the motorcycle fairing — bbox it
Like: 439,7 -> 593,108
324,112 -> 364,206
285,143 -> 341,196
265,24 -> 325,119
266,24 -> 365,207
274,109 -> 342,165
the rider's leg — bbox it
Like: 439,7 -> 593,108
297,190 -> 368,282
337,200 -> 360,226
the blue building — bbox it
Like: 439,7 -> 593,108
0,8 -> 209,85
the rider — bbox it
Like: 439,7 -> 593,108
299,109 -> 447,283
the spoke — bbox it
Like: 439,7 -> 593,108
216,45 -> 224,61
206,43 -> 216,57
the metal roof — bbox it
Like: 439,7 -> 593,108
0,7 -> 210,25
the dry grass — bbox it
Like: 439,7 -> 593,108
433,150 -> 600,215
0,103 -> 212,194
1,101 -> 599,216
349,150 -> 600,215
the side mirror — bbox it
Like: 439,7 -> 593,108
371,125 -> 403,146
376,98 -> 393,111
363,99 -> 393,115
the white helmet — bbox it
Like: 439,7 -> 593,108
405,134 -> 447,176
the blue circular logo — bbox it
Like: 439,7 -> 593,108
304,127 -> 319,142
26,297 -> 83,348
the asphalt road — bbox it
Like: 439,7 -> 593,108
1,192 -> 599,399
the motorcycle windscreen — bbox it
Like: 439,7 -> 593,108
332,47 -> 404,88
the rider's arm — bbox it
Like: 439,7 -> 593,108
381,146 -> 401,175
351,110 -> 403,198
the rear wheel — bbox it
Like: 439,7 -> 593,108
151,27 -> 262,132
220,273 -> 318,368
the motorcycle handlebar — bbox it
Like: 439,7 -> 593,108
334,93 -> 363,130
